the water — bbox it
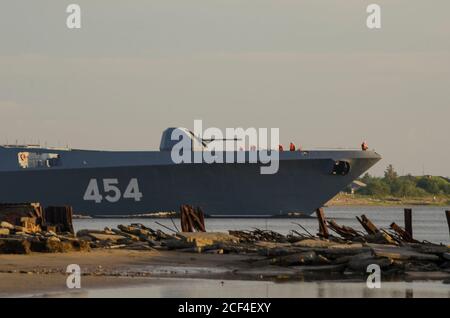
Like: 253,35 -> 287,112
40,278 -> 450,298
74,206 -> 450,244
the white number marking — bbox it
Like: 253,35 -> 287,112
83,178 -> 143,203
103,178 -> 121,203
123,178 -> 143,202
83,179 -> 103,203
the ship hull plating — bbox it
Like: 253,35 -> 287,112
0,153 -> 380,216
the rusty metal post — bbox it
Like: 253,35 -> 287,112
446,210 -> 450,238
404,208 -> 413,239
315,208 -> 329,239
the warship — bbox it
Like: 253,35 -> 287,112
0,128 -> 381,216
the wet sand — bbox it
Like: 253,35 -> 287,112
0,249 -> 259,297
1,249 -> 449,297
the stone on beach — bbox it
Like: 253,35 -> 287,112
0,238 -> 31,254
0,221 -> 15,230
177,232 -> 239,247
0,228 -> 10,235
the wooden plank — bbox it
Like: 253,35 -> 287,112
390,222 -> 415,242
356,214 -> 379,235
315,208 -> 329,238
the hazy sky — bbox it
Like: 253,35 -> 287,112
1,0 -> 449,176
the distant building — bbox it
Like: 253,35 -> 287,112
349,180 -> 367,194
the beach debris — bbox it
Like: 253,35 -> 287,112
326,219 -> 362,240
43,206 -> 74,234
356,214 -> 379,235
180,205 -> 206,232
177,232 -> 239,248
0,203 -> 86,254
1,204 -> 449,279
315,208 -> 329,238
389,222 -> 417,243
0,203 -> 44,229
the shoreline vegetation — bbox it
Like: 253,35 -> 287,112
329,164 -> 450,207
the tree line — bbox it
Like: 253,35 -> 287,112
355,165 -> 450,197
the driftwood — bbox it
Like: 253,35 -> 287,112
390,222 -> 417,243
315,208 -> 329,238
180,205 -> 206,232
327,219 -> 362,240
356,214 -> 379,235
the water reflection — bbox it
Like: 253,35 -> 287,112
43,278 -> 450,298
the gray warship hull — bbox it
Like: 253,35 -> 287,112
0,145 -> 381,216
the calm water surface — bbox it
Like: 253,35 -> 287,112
74,206 -> 450,244
42,278 -> 450,298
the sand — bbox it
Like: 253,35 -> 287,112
0,249 -> 257,297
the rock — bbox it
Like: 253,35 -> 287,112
0,221 -> 14,230
256,251 -> 330,267
47,236 -> 61,242
29,237 -> 73,253
86,233 -> 127,242
14,225 -> 27,233
371,246 -> 440,261
257,247 -> 299,257
254,241 -> 292,249
347,253 -> 393,271
0,228 -> 10,235
117,225 -> 150,237
178,232 -> 239,247
204,249 -> 224,254
178,247 -> 203,253
44,239 -> 66,253
290,264 -> 347,272
292,239 -> 337,248
71,239 -> 91,252
77,229 -> 108,236
163,238 -> 195,250
320,247 -> 372,258
0,238 -> 31,254
364,232 -> 397,245
111,229 -> 140,241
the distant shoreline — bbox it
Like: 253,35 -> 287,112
327,193 -> 450,207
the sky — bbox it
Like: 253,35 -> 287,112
1,0 -> 449,176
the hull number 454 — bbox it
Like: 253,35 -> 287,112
83,178 -> 143,203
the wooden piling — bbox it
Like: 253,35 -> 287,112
446,210 -> 450,237
315,208 -> 329,239
43,206 -> 74,234
404,208 -> 413,239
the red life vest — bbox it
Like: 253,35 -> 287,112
289,142 -> 296,151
